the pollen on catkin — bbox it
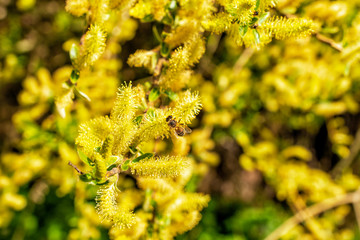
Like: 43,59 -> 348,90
261,17 -> 315,40
94,152 -> 107,181
83,24 -> 107,67
100,134 -> 114,160
171,90 -> 202,124
76,116 -> 112,160
129,156 -> 190,178
96,182 -> 136,229
65,0 -> 89,17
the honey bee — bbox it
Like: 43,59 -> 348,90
166,115 -> 192,137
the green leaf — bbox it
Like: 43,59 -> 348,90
160,42 -> 170,57
107,164 -> 118,171
164,90 -> 178,101
69,44 -> 79,64
134,115 -> 143,125
149,88 -> 160,102
258,12 -> 270,25
132,153 -> 154,163
121,160 -> 130,171
70,69 -> 80,84
77,149 -> 93,166
250,17 -> 258,26
142,14 -> 154,22
253,29 -> 260,45
129,146 -> 138,154
239,25 -> 248,37
95,180 -> 110,185
145,189 -> 152,197
162,12 -> 173,25
151,52 -> 158,70
255,0 -> 260,10
163,216 -> 171,226
106,156 -> 119,166
147,108 -> 155,118
152,25 -> 162,43
345,63 -> 351,77
79,173 -> 93,182
74,87 -> 91,102
151,199 -> 157,208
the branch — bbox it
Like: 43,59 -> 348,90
233,48 -> 254,74
68,161 -> 84,175
290,196 -> 327,239
265,188 -> 360,240
353,201 -> 360,231
154,58 -> 167,77
315,33 -> 343,52
332,127 -> 360,178
106,166 -> 121,178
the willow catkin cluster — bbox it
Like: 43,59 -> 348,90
261,17 -> 315,40
83,24 -> 107,67
96,182 -> 136,229
129,156 -> 190,178
171,91 -> 202,124
65,0 -> 90,17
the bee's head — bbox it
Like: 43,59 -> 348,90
168,120 -> 177,128
166,115 -> 173,122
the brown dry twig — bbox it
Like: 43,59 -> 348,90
332,127 -> 360,178
233,48 -> 254,74
265,188 -> 360,240
68,161 -> 84,175
315,33 -> 343,52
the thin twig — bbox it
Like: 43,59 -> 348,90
154,58 -> 167,77
291,196 -> 327,240
106,167 -> 120,178
265,188 -> 360,240
353,201 -> 360,231
233,48 -> 254,74
332,127 -> 360,178
68,161 -> 84,175
152,58 -> 167,87
315,33 -> 343,52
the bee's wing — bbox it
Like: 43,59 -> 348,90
184,125 -> 192,134
171,128 -> 181,138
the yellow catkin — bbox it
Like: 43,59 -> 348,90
137,178 -> 175,193
110,83 -> 139,155
168,211 -> 202,236
100,134 -> 114,160
129,156 -> 190,178
96,183 -> 136,229
133,109 -> 170,145
83,24 -> 107,67
171,90 -> 202,124
94,152 -> 107,181
127,49 -> 156,71
76,116 -> 112,160
261,17 -> 315,40
65,0 -> 90,17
